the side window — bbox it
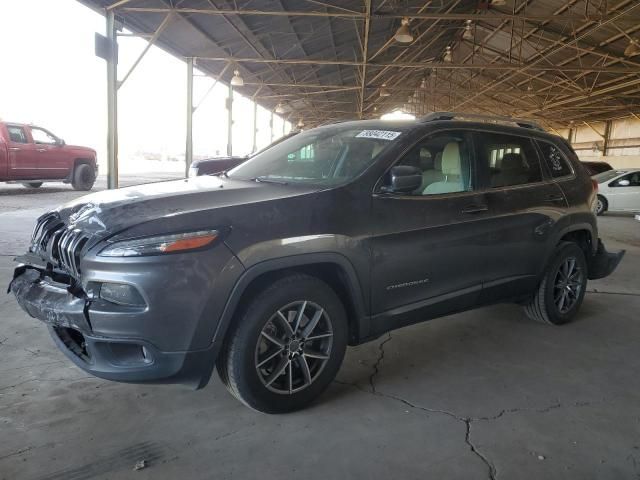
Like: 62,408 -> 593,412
389,131 -> 473,196
7,126 -> 29,143
611,172 -> 640,187
538,141 -> 573,178
30,127 -> 57,145
474,132 -> 543,188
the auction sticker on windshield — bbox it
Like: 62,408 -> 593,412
355,130 -> 402,141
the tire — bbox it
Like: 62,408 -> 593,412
524,242 -> 588,325
595,195 -> 607,216
21,182 -> 43,188
217,273 -> 348,413
71,163 -> 96,191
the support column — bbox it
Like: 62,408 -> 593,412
227,84 -> 233,156
270,111 -> 275,142
603,120 -> 612,156
251,101 -> 258,153
185,57 -> 194,177
106,10 -> 119,189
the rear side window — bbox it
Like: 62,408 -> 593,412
474,132 -> 543,188
538,141 -> 573,178
7,126 -> 28,143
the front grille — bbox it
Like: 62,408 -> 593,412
30,213 -> 89,278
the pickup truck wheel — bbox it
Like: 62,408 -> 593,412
524,242 -> 587,325
217,273 -> 348,413
72,164 -> 96,191
21,182 -> 43,188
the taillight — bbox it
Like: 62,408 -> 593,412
591,178 -> 598,192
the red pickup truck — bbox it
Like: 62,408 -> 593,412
0,122 -> 97,190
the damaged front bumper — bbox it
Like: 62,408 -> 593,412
9,265 -> 217,389
588,239 -> 625,280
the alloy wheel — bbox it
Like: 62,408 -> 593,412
254,301 -> 333,395
553,256 -> 584,314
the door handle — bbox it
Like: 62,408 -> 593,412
461,204 -> 488,214
8,147 -> 20,151
544,194 -> 565,203
36,148 -> 47,152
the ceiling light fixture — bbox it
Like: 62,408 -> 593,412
490,0 -> 507,6
230,69 -> 244,87
443,46 -> 453,63
624,39 -> 640,57
275,103 -> 285,114
297,118 -> 305,128
462,20 -> 473,41
380,83 -> 391,97
394,17 -> 413,43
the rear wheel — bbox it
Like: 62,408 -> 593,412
524,242 -> 587,325
595,195 -> 607,216
72,163 -> 96,191
217,273 -> 348,413
22,182 -> 42,188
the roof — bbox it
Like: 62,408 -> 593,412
79,0 -> 640,130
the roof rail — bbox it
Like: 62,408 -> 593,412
420,111 -> 545,131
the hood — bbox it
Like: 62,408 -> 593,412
66,144 -> 96,155
57,175 -> 319,237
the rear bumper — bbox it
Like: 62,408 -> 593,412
588,238 -> 625,280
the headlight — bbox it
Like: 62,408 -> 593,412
188,166 -> 198,177
98,230 -> 219,257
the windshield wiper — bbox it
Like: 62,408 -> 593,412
252,176 -> 289,185
217,170 -> 229,178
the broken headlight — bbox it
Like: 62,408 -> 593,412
98,230 -> 219,257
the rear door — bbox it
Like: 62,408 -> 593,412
28,127 -> 68,179
369,129 -> 492,331
605,171 -> 640,211
472,131 -> 568,302
5,124 -> 38,179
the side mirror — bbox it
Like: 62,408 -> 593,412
617,179 -> 630,187
56,138 -> 65,146
386,165 -> 423,193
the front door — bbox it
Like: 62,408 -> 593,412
29,127 -> 68,179
605,171 -> 640,211
369,130 -> 491,333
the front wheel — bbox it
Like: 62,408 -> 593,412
524,242 -> 588,325
217,274 -> 348,413
595,195 -> 607,216
71,163 -> 96,191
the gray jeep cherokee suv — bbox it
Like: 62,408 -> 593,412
10,112 -> 623,413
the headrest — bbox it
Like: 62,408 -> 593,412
434,152 -> 443,171
441,142 -> 461,176
501,153 -> 524,171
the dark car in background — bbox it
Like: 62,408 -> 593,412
581,160 -> 613,176
188,131 -> 299,177
10,112 -> 623,414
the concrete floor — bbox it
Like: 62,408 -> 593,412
1,176 -> 639,480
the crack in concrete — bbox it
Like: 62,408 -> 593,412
336,334 -> 593,480
368,333 -> 392,393
587,289 -> 640,297
0,376 -> 98,392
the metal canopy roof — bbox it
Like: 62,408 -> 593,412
80,0 -> 640,129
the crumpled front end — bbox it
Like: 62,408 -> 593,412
9,210 -> 244,389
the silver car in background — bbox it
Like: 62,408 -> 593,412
594,168 -> 640,215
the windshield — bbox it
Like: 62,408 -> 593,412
228,126 -> 403,186
594,170 -> 625,183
